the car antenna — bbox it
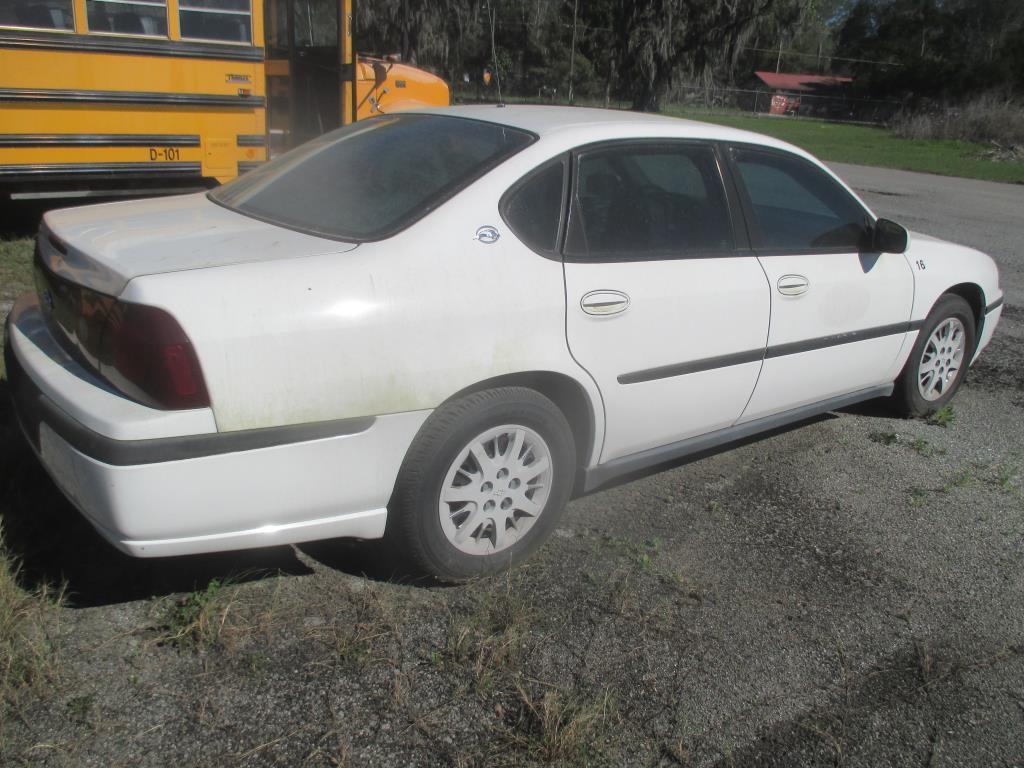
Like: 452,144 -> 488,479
488,4 -> 504,106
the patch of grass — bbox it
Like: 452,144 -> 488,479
657,568 -> 706,603
0,238 -> 35,379
331,585 -> 406,668
666,110 -> 1024,184
869,430 -> 900,446
929,405 -> 956,428
155,578 -> 238,648
444,574 -> 535,691
942,470 -> 976,493
602,535 -> 662,570
910,436 -> 946,457
66,692 -> 96,725
908,486 -> 930,507
995,462 -> 1020,494
501,680 -> 616,764
0,529 -> 62,711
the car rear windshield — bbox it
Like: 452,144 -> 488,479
210,114 -> 535,241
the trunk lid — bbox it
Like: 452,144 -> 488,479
40,192 -> 358,296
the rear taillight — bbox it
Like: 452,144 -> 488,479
35,245 -> 209,410
102,301 -> 210,410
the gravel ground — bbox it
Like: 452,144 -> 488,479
1,165 -> 1022,767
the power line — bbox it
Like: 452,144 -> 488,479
741,45 -> 901,67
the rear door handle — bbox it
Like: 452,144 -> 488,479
777,274 -> 809,296
581,290 -> 630,316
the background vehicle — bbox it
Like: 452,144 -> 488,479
0,0 -> 448,201
5,107 -> 1003,581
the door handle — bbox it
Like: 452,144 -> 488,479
777,274 -> 810,296
581,290 -> 630,316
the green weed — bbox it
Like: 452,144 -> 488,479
869,431 -> 900,446
929,405 -> 956,428
156,578 -> 236,648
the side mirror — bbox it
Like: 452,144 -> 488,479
872,218 -> 908,253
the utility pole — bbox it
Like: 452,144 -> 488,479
401,0 -> 409,62
568,0 -> 578,104
775,36 -> 783,73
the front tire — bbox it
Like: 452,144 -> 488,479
894,294 -> 976,417
386,387 -> 576,581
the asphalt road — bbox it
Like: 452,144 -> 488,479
2,165 -> 1023,767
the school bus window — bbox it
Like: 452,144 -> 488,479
0,0 -> 75,31
86,0 -> 168,36
179,0 -> 251,44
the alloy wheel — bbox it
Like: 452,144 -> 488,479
438,424 -> 553,556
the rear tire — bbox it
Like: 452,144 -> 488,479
893,294 -> 975,417
386,387 -> 575,582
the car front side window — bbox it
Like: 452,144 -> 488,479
730,147 -> 871,252
564,142 -> 734,262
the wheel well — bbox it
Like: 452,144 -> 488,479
445,372 -> 596,468
944,282 -> 985,347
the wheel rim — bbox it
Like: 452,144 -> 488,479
438,424 -> 553,556
918,317 -> 966,401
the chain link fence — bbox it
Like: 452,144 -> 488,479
451,80 -> 902,127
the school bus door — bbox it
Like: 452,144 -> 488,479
265,0 -> 351,154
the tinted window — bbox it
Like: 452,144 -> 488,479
1,0 -> 75,30
212,115 -> 535,241
565,144 -> 733,260
732,148 -> 870,250
86,0 -> 167,35
179,0 -> 251,43
502,161 -> 565,253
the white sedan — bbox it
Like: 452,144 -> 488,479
5,106 -> 1003,580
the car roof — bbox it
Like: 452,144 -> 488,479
401,104 -> 800,153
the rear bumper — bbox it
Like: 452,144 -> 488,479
6,297 -> 429,557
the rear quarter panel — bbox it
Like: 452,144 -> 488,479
120,162 -> 602,459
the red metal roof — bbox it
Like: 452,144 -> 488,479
754,71 -> 853,92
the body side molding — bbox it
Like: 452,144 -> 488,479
619,320 -> 925,385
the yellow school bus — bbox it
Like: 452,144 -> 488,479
0,0 -> 449,200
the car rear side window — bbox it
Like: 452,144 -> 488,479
501,159 -> 566,255
211,114 -> 535,241
731,148 -> 870,251
564,143 -> 733,261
